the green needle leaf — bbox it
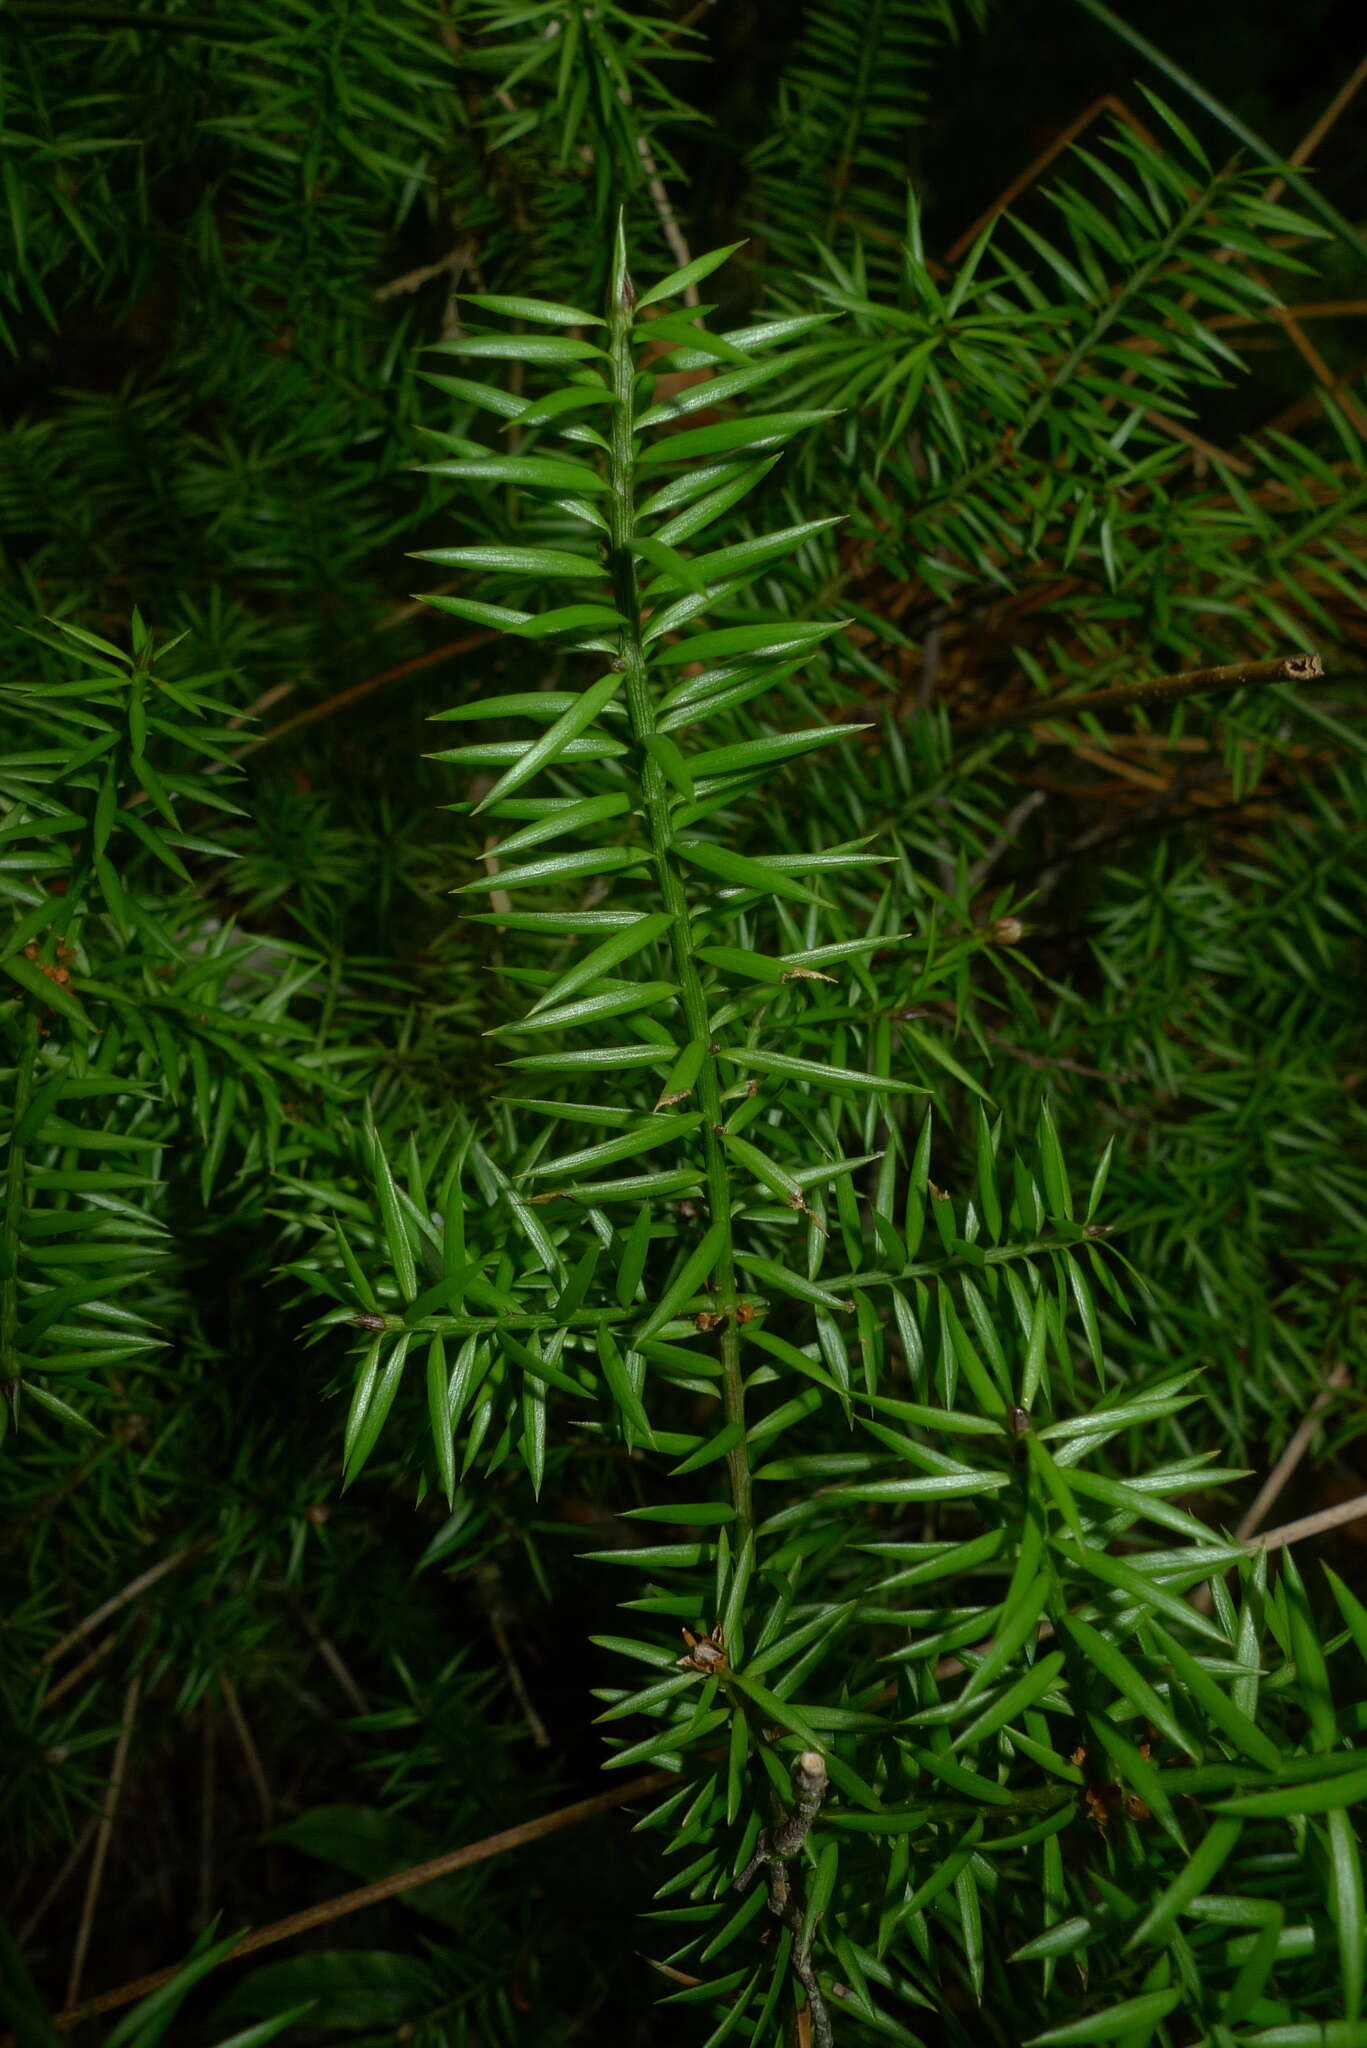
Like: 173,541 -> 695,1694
457,293 -> 603,326
475,672 -> 626,812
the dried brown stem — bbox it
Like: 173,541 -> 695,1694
490,1612 -> 552,1750
48,1769 -> 678,2033
16,1818 -> 98,1948
288,1597 -> 370,1715
220,1676 -> 273,1827
1194,1364 -> 1352,1613
945,95 -> 1161,264
635,132 -> 698,302
374,241 -> 471,303
43,1630 -> 117,1707
1237,1364 -> 1352,1543
197,1703 -> 217,1932
958,652 -> 1324,736
66,1675 -> 140,2006
1252,1492 -> 1367,1553
41,1544 -> 204,1666
1263,49 -> 1367,206
230,631 -> 496,758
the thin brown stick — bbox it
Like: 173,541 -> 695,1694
957,652 -> 1324,736
1140,408 -> 1254,475
1252,1492 -> 1367,1554
1261,296 -> 1367,439
16,1818 -> 99,1948
1259,355 -> 1367,438
41,1545 -> 203,1666
635,131 -> 699,304
229,631 -> 495,758
66,1674 -> 140,2006
49,1769 -> 678,2033
197,1703 -> 217,1932
288,1597 -> 370,1715
1211,299 -> 1367,327
1237,1363 -> 1352,1543
220,1676 -> 273,1827
490,1611 -> 552,1750
1263,49 -> 1367,206
44,1630 -> 117,1707
672,0 -> 716,31
945,95 -> 1162,263
223,681 -> 294,733
374,241 -> 471,303
1193,1363 -> 1352,1614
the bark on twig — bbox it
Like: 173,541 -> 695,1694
736,1752 -> 832,2048
957,652 -> 1325,737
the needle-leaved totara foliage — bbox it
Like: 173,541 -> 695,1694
2,3 -> 1365,2044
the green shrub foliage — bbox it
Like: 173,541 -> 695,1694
2,3 -> 1365,2045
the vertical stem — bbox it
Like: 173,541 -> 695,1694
67,1672 -> 141,2005
1,1006 -> 39,1425
605,237 -> 752,1541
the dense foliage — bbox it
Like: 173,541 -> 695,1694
2,3 -> 1365,2045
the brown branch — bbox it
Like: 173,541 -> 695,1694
635,132 -> 698,303
66,1675 -> 140,2006
43,1631 -> 117,1707
1263,49 -> 1367,207
1252,1492 -> 1367,1554
48,1769 -> 678,2033
736,1753 -> 832,2048
957,652 -> 1324,736
1193,1362 -> 1352,1614
945,95 -> 1162,264
1236,1362 -> 1353,1544
1258,354 -> 1367,438
287,1596 -> 370,1715
40,1544 -> 205,1667
1210,300 -> 1367,328
16,1819 -> 98,1948
220,1676 -> 273,1827
1139,408 -> 1254,475
197,1703 -> 217,1933
374,241 -> 471,303
229,632 -> 495,758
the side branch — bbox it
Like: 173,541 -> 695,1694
958,651 -> 1324,736
736,1751 -> 832,2048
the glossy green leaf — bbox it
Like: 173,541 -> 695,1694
416,452 -> 608,492
457,293 -> 602,326
529,911 -> 673,1015
673,838 -> 826,907
427,332 -> 607,362
634,1220 -> 727,1347
521,1112 -> 701,1182
1025,1987 -> 1183,2043
635,241 -> 747,310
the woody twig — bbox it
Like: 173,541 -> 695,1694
736,1750 -> 832,2048
957,652 -> 1324,738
